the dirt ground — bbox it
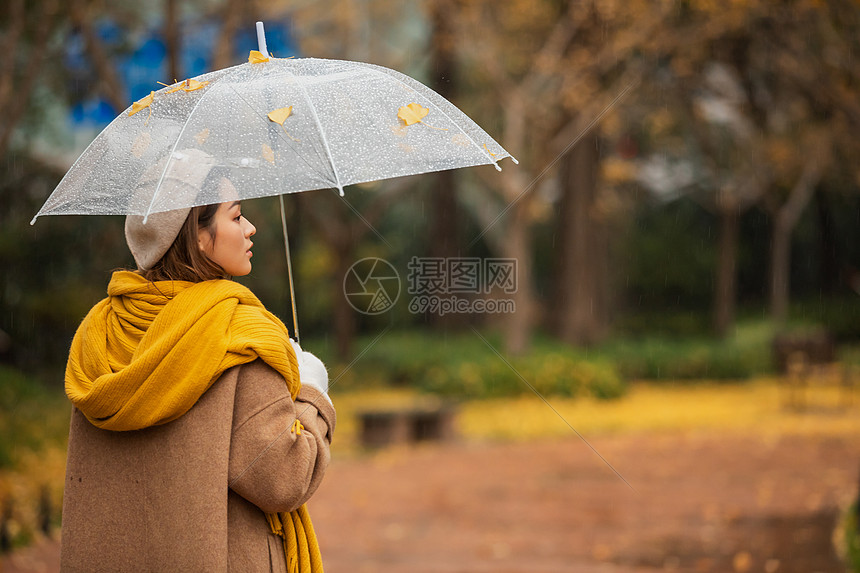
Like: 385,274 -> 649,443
2,430 -> 858,573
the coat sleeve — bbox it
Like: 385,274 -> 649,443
227,360 -> 336,514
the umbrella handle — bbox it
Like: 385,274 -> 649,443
256,21 -> 270,58
279,194 -> 300,344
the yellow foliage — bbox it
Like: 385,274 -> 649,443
248,50 -> 270,64
601,157 -> 637,184
163,79 -> 209,94
397,103 -> 429,126
261,143 -> 275,164
268,106 -> 293,125
128,91 -> 154,117
457,380 -> 860,442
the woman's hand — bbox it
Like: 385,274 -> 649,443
289,339 -> 329,396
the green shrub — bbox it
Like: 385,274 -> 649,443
0,367 -> 69,469
323,330 -> 627,400
596,321 -> 774,381
0,366 -> 69,551
842,501 -> 860,573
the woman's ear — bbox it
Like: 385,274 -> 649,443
198,227 -> 209,253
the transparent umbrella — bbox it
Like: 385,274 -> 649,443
32,23 -> 516,338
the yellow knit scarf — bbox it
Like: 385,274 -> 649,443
66,270 -> 324,573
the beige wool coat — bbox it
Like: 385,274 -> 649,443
60,359 -> 336,573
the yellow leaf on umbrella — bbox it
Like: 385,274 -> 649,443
268,106 -> 293,125
129,91 -> 155,117
398,103 -> 447,131
180,79 -> 209,92
262,144 -> 275,164
398,103 -> 429,126
194,128 -> 210,145
162,78 -> 210,93
131,132 -> 151,158
268,106 -> 300,142
249,50 -> 270,64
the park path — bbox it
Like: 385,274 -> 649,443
2,431 -> 858,572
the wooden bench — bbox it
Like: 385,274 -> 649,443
772,331 -> 856,410
357,403 -> 457,448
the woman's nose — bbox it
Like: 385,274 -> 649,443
245,219 -> 256,237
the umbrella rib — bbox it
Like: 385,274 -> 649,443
224,82 -> 334,185
280,66 -> 346,196
357,62 -> 512,171
141,78 -> 225,222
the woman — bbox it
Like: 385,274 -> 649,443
60,163 -> 335,573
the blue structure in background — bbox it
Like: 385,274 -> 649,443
66,16 -> 297,129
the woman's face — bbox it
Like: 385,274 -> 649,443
198,197 -> 257,277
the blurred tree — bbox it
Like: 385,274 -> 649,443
0,0 -> 63,159
427,0 -> 466,330
629,0 -> 860,333
66,0 -> 128,113
456,0 -> 662,352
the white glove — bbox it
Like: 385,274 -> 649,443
289,339 -> 330,399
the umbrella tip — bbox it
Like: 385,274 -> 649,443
493,163 -> 502,172
256,22 -> 270,59
337,186 -> 345,197
510,156 -> 519,165
29,214 -> 38,225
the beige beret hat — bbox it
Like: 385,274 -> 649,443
125,149 -> 217,270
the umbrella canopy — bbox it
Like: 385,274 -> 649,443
32,50 -> 515,223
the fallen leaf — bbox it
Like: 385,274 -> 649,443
194,128 -> 210,145
131,132 -> 151,158
732,551 -> 752,572
262,143 -> 275,164
249,50 -> 270,64
129,91 -> 154,117
398,103 -> 429,126
591,544 -> 612,561
483,143 -> 497,158
268,106 -> 293,125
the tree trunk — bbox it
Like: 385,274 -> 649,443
497,101 -> 533,355
213,0 -> 243,69
816,189 -> 838,294
714,202 -> 739,337
164,0 -> 181,81
428,0 -> 465,329
502,198 -> 533,355
332,238 -> 356,360
552,131 -> 607,346
0,0 -> 57,159
68,0 -> 127,113
770,215 -> 792,326
767,156 -> 824,327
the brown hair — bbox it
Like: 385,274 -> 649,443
141,203 -> 227,282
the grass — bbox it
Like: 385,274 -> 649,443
0,366 -> 69,550
329,371 -> 860,453
3,375 -> 856,549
